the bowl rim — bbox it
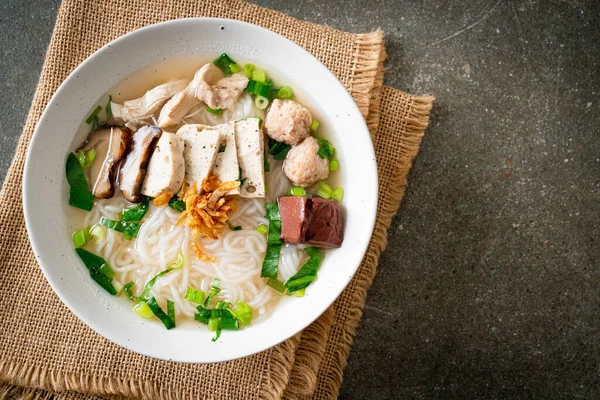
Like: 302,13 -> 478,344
22,17 -> 378,363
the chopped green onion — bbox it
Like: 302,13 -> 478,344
184,287 -> 205,304
289,187 -> 306,196
284,247 -> 323,293
266,278 -> 286,293
316,181 -> 333,199
268,140 -> 291,160
252,69 -> 266,83
233,226 -> 242,231
208,317 -> 220,332
146,297 -> 175,329
332,187 -> 344,202
315,135 -> 335,159
206,105 -> 223,115
253,115 -> 263,127
276,86 -> 294,99
195,306 -> 211,324
310,119 -> 320,132
247,80 -> 272,99
133,302 -> 153,319
121,197 -> 149,222
329,159 -> 339,171
76,148 -> 96,169
230,302 -> 253,325
317,145 -> 328,159
216,301 -> 229,309
141,270 -> 171,299
256,224 -> 269,235
66,153 -> 94,211
168,252 -> 184,270
85,105 -> 102,125
123,282 -> 141,302
168,197 -> 186,212
295,288 -> 306,297
167,300 -> 176,326
204,279 -> 221,306
243,63 -> 255,78
74,248 -> 117,295
229,63 -> 240,73
101,217 -> 140,238
73,227 -> 91,248
112,280 -> 123,294
255,95 -> 269,110
212,328 -> 222,342
213,53 -> 238,75
219,144 -> 226,153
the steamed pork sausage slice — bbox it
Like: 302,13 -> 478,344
141,132 -> 185,198
283,136 -> 329,187
79,127 -> 132,198
157,63 -> 224,129
263,99 -> 312,146
110,80 -> 187,130
119,125 -> 162,203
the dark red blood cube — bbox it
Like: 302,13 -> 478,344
277,196 -> 344,248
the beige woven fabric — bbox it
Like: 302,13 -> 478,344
0,0 -> 433,399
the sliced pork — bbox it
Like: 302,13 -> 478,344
111,80 -> 187,130
158,64 -> 224,129
118,125 -> 162,202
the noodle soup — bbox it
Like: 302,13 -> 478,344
66,53 -> 345,339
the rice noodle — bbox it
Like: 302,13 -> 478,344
77,92 -> 303,323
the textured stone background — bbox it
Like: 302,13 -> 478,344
1,1 -> 599,398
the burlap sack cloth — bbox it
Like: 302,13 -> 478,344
0,1 -> 433,399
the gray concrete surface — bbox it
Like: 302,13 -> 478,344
1,0 -> 599,398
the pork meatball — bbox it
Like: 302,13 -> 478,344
283,136 -> 329,187
264,99 -> 312,145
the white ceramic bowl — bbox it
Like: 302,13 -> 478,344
23,18 -> 377,363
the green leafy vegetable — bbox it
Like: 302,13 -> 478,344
268,140 -> 291,160
264,148 -> 270,172
284,247 -> 323,293
66,153 -> 94,211
266,277 -> 286,293
101,217 -> 141,238
146,297 -> 175,329
167,300 -> 176,326
74,248 -> 117,295
168,197 -> 186,212
121,197 -> 149,222
261,203 -> 283,278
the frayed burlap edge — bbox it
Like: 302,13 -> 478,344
315,94 -> 435,400
0,28 -> 385,400
281,37 -> 387,400
258,29 -> 384,400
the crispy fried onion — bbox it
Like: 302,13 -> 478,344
176,175 -> 239,262
153,191 -> 174,207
